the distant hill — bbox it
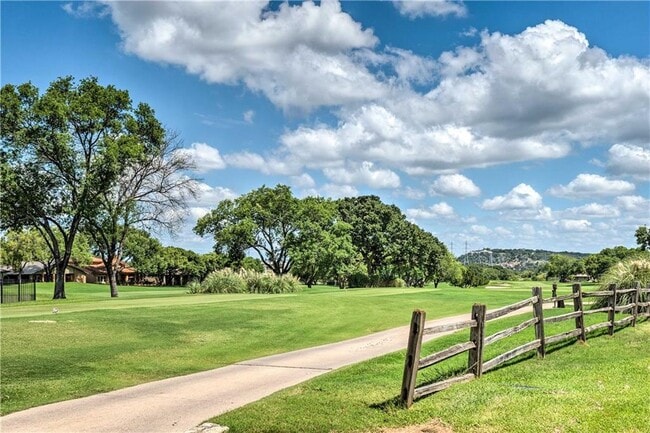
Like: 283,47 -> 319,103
457,248 -> 590,271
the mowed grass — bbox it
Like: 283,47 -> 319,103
1,281 -> 578,415
213,312 -> 650,433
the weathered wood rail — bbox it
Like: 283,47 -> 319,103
400,283 -> 650,407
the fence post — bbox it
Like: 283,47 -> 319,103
401,309 -> 426,408
608,284 -> 617,336
632,282 -> 640,327
552,283 -> 565,308
468,304 -> 486,377
32,280 -> 36,301
532,287 -> 545,358
572,283 -> 586,342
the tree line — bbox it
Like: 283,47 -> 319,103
194,185 -> 459,289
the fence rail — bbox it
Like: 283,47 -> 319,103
400,283 -> 649,408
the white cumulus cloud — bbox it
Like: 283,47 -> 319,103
563,203 -> 620,219
393,0 -> 467,18
177,142 -> 226,173
555,219 -> 592,232
430,173 -> 480,197
482,183 -> 543,210
323,161 -> 400,189
607,143 -> 650,180
548,174 -> 635,198
406,202 -> 456,219
105,0 -> 384,111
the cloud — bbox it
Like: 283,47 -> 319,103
223,151 -> 301,175
429,173 -> 480,197
548,174 -> 635,198
482,183 -> 543,210
554,219 -> 592,232
177,142 -> 226,172
470,225 -> 491,235
615,195 -> 650,212
607,143 -> 650,180
186,182 -> 238,219
279,106 -> 570,174
393,1 -> 467,18
397,186 -> 426,200
323,161 -> 400,189
406,202 -> 456,219
563,203 -> 620,219
320,183 -> 359,199
62,2 -> 108,18
243,110 -> 255,124
105,0 -> 385,111
290,173 -> 316,189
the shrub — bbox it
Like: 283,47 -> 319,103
186,280 -> 202,294
201,268 -> 247,294
592,257 -> 650,309
194,268 -> 302,294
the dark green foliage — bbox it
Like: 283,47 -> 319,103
195,185 -> 299,275
460,264 -> 491,287
636,226 -> 650,251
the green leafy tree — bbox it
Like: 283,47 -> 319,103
336,196 -> 406,285
288,197 -> 362,288
195,185 -> 300,275
545,254 -> 576,282
461,264 -> 491,287
635,226 -> 650,251
0,229 -> 40,283
1,76 -> 163,298
122,228 -> 163,282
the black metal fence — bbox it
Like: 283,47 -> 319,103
0,279 -> 37,304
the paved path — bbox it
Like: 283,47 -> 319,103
0,307 -> 535,433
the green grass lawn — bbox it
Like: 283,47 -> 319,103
213,313 -> 650,433
0,281 -> 588,415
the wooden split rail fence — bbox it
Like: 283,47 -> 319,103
400,283 -> 650,408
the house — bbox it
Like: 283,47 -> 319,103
1,262 -> 46,283
84,257 -> 136,285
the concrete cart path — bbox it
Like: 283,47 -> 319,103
0,306 -> 535,433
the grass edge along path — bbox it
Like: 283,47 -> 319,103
212,314 -> 650,433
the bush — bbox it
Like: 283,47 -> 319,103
186,280 -> 202,294
194,268 -> 301,294
592,257 -> 650,309
201,268 -> 247,293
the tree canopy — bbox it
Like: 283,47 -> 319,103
195,186 -> 452,288
1,76 -> 184,298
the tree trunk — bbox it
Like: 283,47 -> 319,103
107,267 -> 119,297
53,263 -> 67,299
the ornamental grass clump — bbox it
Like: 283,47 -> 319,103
201,268 -> 247,293
592,257 -> 650,309
195,268 -> 302,294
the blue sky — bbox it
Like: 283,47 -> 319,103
2,1 -> 649,255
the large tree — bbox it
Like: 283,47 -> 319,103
1,77 -> 156,298
83,127 -> 196,297
336,196 -> 412,285
195,185 -> 300,275
636,226 -> 650,251
288,197 -> 363,288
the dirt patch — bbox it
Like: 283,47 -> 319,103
376,420 -> 454,433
